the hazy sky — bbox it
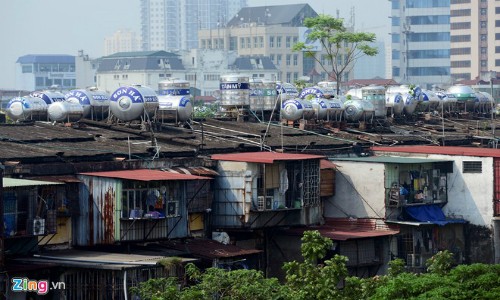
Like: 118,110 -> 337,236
0,0 -> 389,89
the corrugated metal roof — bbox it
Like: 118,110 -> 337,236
162,239 -> 262,259
3,178 -> 64,188
211,152 -> 324,163
79,169 -> 212,181
373,146 -> 500,158
162,166 -> 219,177
320,159 -> 337,169
16,250 -> 196,270
331,156 -> 451,164
282,218 -> 399,241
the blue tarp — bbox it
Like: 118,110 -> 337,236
404,204 -> 467,226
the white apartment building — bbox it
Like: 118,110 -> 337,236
140,0 -> 246,51
450,0 -> 500,83
104,29 -> 141,56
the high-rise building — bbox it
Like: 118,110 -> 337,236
140,0 -> 247,51
104,29 -> 141,56
450,0 -> 499,83
390,0 -> 451,88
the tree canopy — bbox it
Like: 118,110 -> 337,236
292,14 -> 378,94
131,231 -> 500,300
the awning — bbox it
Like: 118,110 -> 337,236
79,169 -> 212,181
3,178 -> 64,188
404,204 -> 467,226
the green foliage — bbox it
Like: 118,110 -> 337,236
193,104 -> 217,118
129,277 -> 181,300
158,257 -> 183,269
387,258 -> 406,277
425,250 -> 453,275
132,233 -> 500,300
182,263 -> 290,300
292,14 -> 378,94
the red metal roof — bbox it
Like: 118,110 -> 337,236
372,146 -> 500,158
320,159 -> 337,169
79,169 -> 212,181
211,152 -> 325,163
283,218 -> 399,241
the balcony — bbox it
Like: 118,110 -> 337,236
387,183 -> 446,208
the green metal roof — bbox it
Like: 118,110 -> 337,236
330,156 -> 452,164
3,178 -> 64,188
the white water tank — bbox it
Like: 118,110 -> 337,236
109,85 -> 158,121
157,95 -> 193,122
6,96 -> 48,121
65,87 -> 110,119
30,90 -> 66,104
281,98 -> 315,121
48,101 -> 84,122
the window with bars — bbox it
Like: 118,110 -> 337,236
463,161 -> 482,173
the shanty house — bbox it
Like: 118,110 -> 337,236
211,152 -> 326,229
327,155 -> 467,270
75,169 -> 212,245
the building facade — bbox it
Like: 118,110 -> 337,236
197,4 -> 324,83
450,0 -> 500,83
15,55 -> 76,91
391,0 -> 451,88
140,0 -> 246,51
104,29 -> 141,56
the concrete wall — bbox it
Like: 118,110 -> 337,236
325,161 -> 387,219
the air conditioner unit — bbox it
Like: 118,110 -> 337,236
407,254 -> 421,267
33,218 -> 45,235
257,196 -> 265,211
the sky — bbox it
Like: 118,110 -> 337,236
0,0 -> 390,89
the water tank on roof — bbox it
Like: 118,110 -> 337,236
219,74 -> 250,107
158,78 -> 190,96
157,95 -> 193,122
30,90 -> 66,104
109,85 -> 158,121
6,96 -> 48,121
48,101 -> 84,122
281,98 -> 315,121
65,87 -> 110,119
276,82 -> 299,101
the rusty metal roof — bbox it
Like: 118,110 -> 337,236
283,218 -> 399,241
162,239 -> 262,259
373,145 -> 500,158
162,166 -> 219,176
79,169 -> 212,181
211,151 -> 325,163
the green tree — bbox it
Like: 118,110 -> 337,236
292,14 -> 378,95
283,230 -> 354,300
